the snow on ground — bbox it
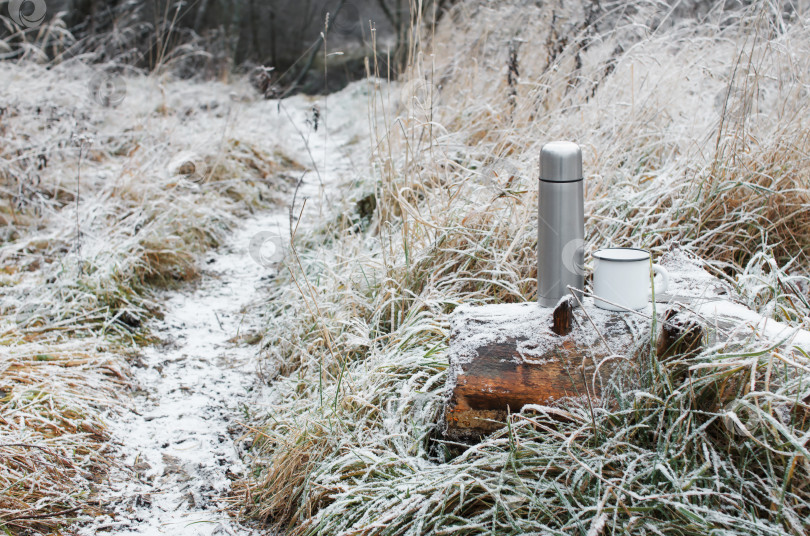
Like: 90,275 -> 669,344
71,79 -> 385,535
73,213 -> 283,536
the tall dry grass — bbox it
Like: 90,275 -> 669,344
0,19 -> 299,531
241,1 -> 810,534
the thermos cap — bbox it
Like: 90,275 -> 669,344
540,141 -> 582,182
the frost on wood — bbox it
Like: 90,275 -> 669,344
444,298 -> 646,441
444,249 -> 810,442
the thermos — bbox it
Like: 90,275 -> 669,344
538,141 -> 585,307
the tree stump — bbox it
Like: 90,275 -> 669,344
442,249 -> 810,442
443,298 -> 649,442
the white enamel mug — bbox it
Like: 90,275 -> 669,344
592,248 -> 669,311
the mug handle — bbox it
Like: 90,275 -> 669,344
652,264 -> 669,294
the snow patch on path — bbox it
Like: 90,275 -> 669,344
74,213 -> 288,536
73,79 -> 387,535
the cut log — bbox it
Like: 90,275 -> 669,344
444,299 -> 647,441
443,249 -> 810,442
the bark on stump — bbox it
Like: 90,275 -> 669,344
444,298 -> 650,442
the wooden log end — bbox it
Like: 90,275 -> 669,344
656,307 -> 705,360
443,302 -> 642,442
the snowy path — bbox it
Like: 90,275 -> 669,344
76,210 -> 286,536
73,81 -> 379,535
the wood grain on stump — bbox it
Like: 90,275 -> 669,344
444,299 -> 648,442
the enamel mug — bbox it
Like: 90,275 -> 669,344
592,248 -> 669,311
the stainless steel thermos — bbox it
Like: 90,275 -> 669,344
537,141 -> 585,307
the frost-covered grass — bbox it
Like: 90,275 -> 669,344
242,1 -> 810,534
0,27 -> 300,532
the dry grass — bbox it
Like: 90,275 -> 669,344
0,338 -> 125,533
241,1 -> 810,534
0,23 -> 301,532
